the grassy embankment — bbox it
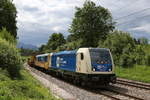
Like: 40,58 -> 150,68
116,44 -> 150,83
116,65 -> 150,83
0,68 -> 60,100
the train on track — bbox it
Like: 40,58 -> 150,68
28,48 -> 116,86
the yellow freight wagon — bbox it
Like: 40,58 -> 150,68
34,53 -> 51,70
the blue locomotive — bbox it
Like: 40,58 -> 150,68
28,48 -> 116,86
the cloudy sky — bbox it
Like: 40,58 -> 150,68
13,0 -> 150,46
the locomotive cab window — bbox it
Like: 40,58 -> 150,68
80,53 -> 84,60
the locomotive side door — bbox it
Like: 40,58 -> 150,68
76,52 -> 86,73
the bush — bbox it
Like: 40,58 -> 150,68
100,30 -> 148,67
146,55 -> 150,66
56,39 -> 82,51
119,54 -> 134,67
0,38 -> 22,78
133,45 -> 146,65
0,28 -> 17,44
100,30 -> 136,66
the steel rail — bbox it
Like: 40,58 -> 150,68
117,79 -> 150,90
106,88 -> 144,100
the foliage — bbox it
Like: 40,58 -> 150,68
0,69 -> 59,100
100,30 -> 136,66
116,65 -> 150,83
145,54 -> 150,66
137,37 -> 149,45
119,54 -> 134,67
20,48 -> 37,56
134,45 -> 146,65
67,33 -> 80,42
0,27 -> 16,44
69,0 -> 115,47
45,33 -> 66,52
56,39 -> 82,51
0,0 -> 17,38
144,45 -> 150,66
100,30 -> 148,67
0,38 -> 22,78
39,44 -> 47,53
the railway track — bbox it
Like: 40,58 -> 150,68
105,88 -> 144,100
93,86 -> 144,100
26,64 -> 148,100
117,78 -> 150,90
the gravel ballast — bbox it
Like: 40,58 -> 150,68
24,63 -> 150,100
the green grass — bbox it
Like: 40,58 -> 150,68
0,68 -> 60,100
116,65 -> 150,83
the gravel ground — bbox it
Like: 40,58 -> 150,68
24,63 -> 150,100
112,83 -> 150,100
117,78 -> 150,86
24,64 -> 112,100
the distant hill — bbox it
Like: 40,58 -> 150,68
17,42 -> 38,50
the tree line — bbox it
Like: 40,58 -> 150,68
1,0 -> 149,68
39,1 -> 150,67
0,0 -> 22,78
0,0 -> 17,38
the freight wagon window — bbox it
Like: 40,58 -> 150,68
44,56 -> 48,62
41,57 -> 44,62
81,53 -> 84,60
37,57 -> 41,61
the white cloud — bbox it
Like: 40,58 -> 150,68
130,23 -> 150,33
13,0 -> 150,46
52,26 -> 65,32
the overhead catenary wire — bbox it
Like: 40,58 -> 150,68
115,7 -> 150,20
116,14 -> 150,26
115,0 -> 141,14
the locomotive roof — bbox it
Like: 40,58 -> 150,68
54,50 -> 77,55
36,53 -> 50,57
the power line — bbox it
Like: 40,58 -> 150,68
114,7 -> 150,20
96,0 -> 121,8
116,14 -> 150,26
115,0 -> 141,13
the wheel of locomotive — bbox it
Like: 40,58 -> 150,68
81,81 -> 86,87
72,77 -> 79,85
56,71 -> 59,77
73,76 -> 77,84
59,71 -> 63,79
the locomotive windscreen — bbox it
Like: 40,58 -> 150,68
89,49 -> 112,65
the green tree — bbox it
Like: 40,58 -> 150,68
57,39 -> 82,51
20,48 -> 36,56
67,34 -> 79,42
0,37 -> 22,78
38,44 -> 46,53
134,45 -> 146,65
100,30 -> 136,66
138,37 -> 149,45
0,28 -> 16,44
69,0 -> 115,47
0,0 -> 17,38
46,33 -> 66,51
146,54 -> 150,66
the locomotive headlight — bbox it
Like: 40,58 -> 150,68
108,68 -> 111,72
92,68 -> 95,71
